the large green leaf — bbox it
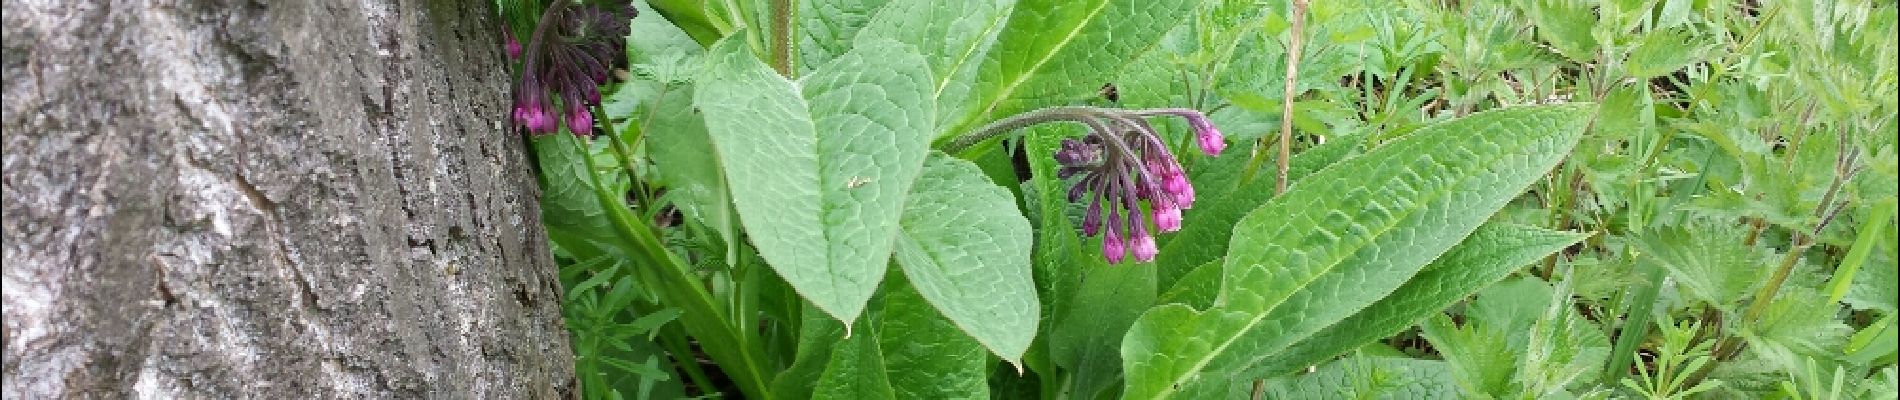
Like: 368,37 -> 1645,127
798,0 -> 895,74
813,317 -> 895,400
1050,261 -> 1154,399
774,275 -> 992,400
533,133 -> 625,257
879,274 -> 993,400
856,0 -> 1016,132
1155,132 -> 1367,290
894,153 -> 1038,364
1121,104 -> 1594,398
944,0 -> 1195,136
1257,223 -> 1589,377
694,38 -> 936,325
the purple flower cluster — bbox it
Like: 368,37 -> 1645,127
1054,109 -> 1225,264
509,1 -> 635,137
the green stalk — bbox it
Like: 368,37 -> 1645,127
1828,198 -> 1896,303
563,136 -> 776,399
1270,0 -> 1308,194
657,323 -> 721,393
1604,253 -> 1667,381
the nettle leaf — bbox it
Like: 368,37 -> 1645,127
1258,223 -> 1589,377
1624,28 -> 1706,80
1121,104 -> 1594,398
1631,223 -> 1775,307
1258,356 -> 1462,400
695,38 -> 936,325
1423,277 -> 1611,398
1525,0 -> 1600,63
798,0 -> 895,74
894,153 -> 1037,364
945,0 -> 1195,136
813,315 -> 895,400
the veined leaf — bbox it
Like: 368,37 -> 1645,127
894,153 -> 1038,364
533,133 -> 626,257
1121,104 -> 1594,398
798,0 -> 895,74
1258,356 -> 1462,400
879,274 -> 992,399
1631,223 -> 1774,307
695,38 -> 936,325
775,275 -> 992,400
1156,132 -> 1368,290
812,317 -> 895,400
1624,28 -> 1706,79
1050,260 -> 1154,399
944,0 -> 1195,137
857,0 -> 1016,132
1259,223 -> 1589,377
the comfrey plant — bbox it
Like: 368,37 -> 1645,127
525,1 -> 1611,399
949,107 -> 1225,264
506,0 -> 634,136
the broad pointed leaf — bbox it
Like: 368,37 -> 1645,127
894,153 -> 1038,364
798,0 -> 895,73
1259,223 -> 1589,377
1121,104 -> 1594,398
879,274 -> 992,399
695,38 -> 936,324
944,0 -> 1195,136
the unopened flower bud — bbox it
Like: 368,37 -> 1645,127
567,108 -> 593,136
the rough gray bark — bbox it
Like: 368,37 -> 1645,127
2,0 -> 574,397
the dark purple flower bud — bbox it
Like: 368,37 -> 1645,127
505,32 -> 523,59
568,108 -> 594,136
1082,196 -> 1103,237
506,2 -> 634,138
1058,166 -> 1089,180
1055,138 -> 1098,166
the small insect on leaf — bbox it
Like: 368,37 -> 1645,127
1099,83 -> 1120,103
846,176 -> 872,189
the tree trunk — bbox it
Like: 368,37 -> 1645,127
2,0 -> 574,397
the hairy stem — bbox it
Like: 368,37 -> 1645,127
941,106 -> 1120,154
771,0 -> 794,77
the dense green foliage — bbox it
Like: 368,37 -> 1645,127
513,0 -> 1899,398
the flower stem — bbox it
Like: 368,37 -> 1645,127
940,106 -> 1118,155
